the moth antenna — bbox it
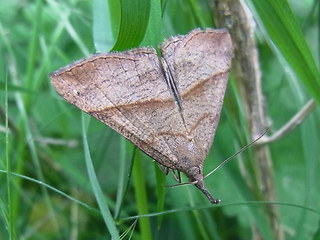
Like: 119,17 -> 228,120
204,130 -> 268,179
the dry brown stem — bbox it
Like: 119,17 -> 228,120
211,0 -> 284,239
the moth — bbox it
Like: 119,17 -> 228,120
50,28 -> 233,203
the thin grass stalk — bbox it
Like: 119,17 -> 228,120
132,150 -> 152,240
81,114 -> 120,239
24,0 -> 43,111
5,70 -> 14,240
154,163 -> 165,231
114,137 -> 129,219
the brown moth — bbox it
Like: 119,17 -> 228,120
50,28 -> 233,204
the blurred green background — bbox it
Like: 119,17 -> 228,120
1,0 -> 319,239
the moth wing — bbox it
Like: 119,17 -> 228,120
159,28 -> 233,168
50,48 -> 182,168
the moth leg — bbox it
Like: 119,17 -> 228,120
170,169 -> 181,183
157,163 -> 181,183
157,163 -> 169,175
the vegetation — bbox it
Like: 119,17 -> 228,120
1,0 -> 319,239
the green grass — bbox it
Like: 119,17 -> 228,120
1,0 -> 320,239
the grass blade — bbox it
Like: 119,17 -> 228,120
132,150 -> 152,240
5,68 -> 13,240
154,164 -> 166,230
114,137 -> 134,219
248,0 -> 320,103
81,114 -> 119,239
111,0 -> 151,51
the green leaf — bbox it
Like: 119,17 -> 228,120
111,0 -> 151,51
248,0 -> 320,103
140,0 -> 163,47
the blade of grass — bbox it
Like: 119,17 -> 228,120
114,137 -> 134,219
247,0 -> 320,104
5,70 -> 13,240
202,210 -> 221,240
132,150 -> 152,240
81,114 -> 119,239
0,170 -> 99,214
114,137 -> 128,219
154,164 -> 166,230
192,211 -> 210,240
0,25 -> 25,236
24,0 -> 42,110
1,21 -> 62,237
0,82 -> 34,93
48,0 -> 90,56
140,0 -> 163,48
121,201 -> 320,221
185,185 -> 210,240
0,198 -> 9,239
187,0 -> 207,28
296,110 -> 320,239
111,0 -> 151,51
176,212 -> 197,240
16,89 -> 62,238
224,166 -> 274,239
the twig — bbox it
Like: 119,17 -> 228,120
256,99 -> 316,144
211,0 -> 283,239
